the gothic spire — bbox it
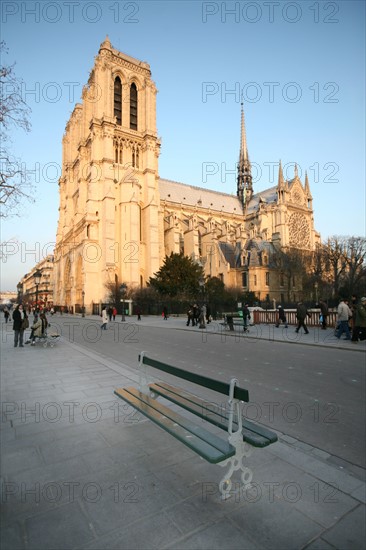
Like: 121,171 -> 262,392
277,160 -> 284,188
304,170 -> 312,197
237,102 -> 253,207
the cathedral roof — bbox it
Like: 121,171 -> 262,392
246,186 -> 277,214
159,178 -> 244,214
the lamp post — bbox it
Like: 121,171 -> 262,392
17,282 -> 23,303
119,283 -> 127,322
314,281 -> 319,304
34,269 -> 42,311
82,290 -> 85,317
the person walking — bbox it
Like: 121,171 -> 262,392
12,304 -> 28,347
199,304 -> 206,329
112,307 -> 117,321
242,304 -> 251,332
275,305 -> 288,328
101,307 -> 108,330
136,306 -> 142,321
335,298 -> 352,340
318,300 -> 329,330
162,306 -> 168,320
295,301 -> 310,334
351,297 -> 366,343
3,306 -> 10,323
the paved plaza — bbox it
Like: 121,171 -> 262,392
1,317 -> 365,549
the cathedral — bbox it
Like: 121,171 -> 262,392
53,37 -> 320,313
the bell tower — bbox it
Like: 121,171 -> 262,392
53,38 -> 161,311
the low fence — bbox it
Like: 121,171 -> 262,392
254,309 -> 338,328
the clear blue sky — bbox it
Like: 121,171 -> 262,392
1,0 -> 365,290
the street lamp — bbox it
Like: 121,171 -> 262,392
34,269 -> 42,311
82,290 -> 85,317
17,282 -> 23,302
119,283 -> 127,322
314,281 -> 319,304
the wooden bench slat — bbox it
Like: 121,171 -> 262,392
114,387 -> 236,464
150,382 -> 277,448
140,355 -> 249,402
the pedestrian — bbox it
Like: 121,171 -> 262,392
318,300 -> 329,330
295,301 -> 310,334
12,304 -> 28,347
193,304 -> 200,326
335,297 -> 352,340
136,306 -> 141,321
101,307 -> 108,330
350,295 -> 358,333
112,307 -> 117,321
242,304 -> 251,332
3,306 -> 10,323
107,306 -> 113,322
206,304 -> 211,324
199,304 -> 206,329
162,306 -> 168,320
275,305 -> 288,328
351,297 -> 366,342
186,305 -> 194,326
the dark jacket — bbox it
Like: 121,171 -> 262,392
296,304 -> 308,321
12,308 -> 28,331
319,301 -> 328,316
278,307 -> 286,320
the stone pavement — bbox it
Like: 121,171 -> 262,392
1,318 -> 365,550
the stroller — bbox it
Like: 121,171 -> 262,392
36,328 -> 61,348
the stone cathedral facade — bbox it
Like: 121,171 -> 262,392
53,38 -> 320,312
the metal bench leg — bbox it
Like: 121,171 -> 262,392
218,433 -> 253,500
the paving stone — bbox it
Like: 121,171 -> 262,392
1,446 -> 44,476
81,472 -> 181,536
228,497 -> 323,550
0,522 -> 26,550
321,504 -> 366,549
167,518 -> 260,550
39,432 -> 108,464
350,483 -> 366,504
305,537 -> 337,549
25,501 -> 94,549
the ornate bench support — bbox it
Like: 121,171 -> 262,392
218,378 -> 253,500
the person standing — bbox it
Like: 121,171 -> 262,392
112,307 -> 117,321
101,307 -> 108,330
318,300 -> 329,330
12,304 -> 28,347
199,304 -> 206,329
136,306 -> 141,321
275,305 -> 288,328
242,304 -> 251,332
162,306 -> 168,320
3,306 -> 10,323
295,301 -> 310,334
335,298 -> 352,340
351,297 -> 366,343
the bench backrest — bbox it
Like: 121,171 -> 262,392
139,353 -> 249,402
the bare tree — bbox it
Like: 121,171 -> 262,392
341,237 -> 366,296
321,236 -> 348,298
0,41 -> 34,216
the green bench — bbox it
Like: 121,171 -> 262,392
114,352 -> 277,499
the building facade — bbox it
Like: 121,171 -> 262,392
53,38 -> 320,312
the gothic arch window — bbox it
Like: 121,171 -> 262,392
114,77 -> 122,125
130,83 -> 138,130
114,138 -> 123,165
